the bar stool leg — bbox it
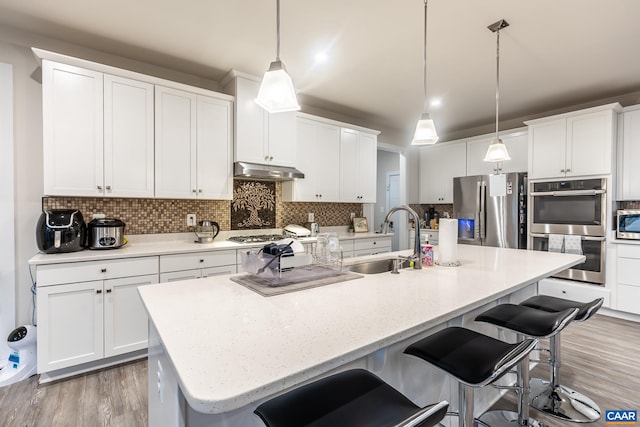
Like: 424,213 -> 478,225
459,383 -> 474,427
530,334 -> 601,422
478,353 -> 544,427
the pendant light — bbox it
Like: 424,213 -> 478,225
411,0 -> 439,145
483,19 -> 511,162
255,0 -> 300,113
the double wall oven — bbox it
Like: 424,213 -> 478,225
529,178 -> 607,285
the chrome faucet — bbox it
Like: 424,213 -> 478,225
382,205 -> 422,270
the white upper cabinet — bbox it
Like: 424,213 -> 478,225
228,75 -> 296,167
618,107 -> 640,200
339,128 -> 377,203
155,86 -> 196,199
466,129 -> 528,176
419,141 -> 467,204
43,61 -> 104,196
155,86 -> 232,199
43,61 -> 155,197
104,75 -> 155,198
526,103 -> 620,179
196,95 -> 233,200
282,116 -> 341,202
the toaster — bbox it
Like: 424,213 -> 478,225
36,209 -> 86,254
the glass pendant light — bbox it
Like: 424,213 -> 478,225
411,0 -> 439,145
255,0 -> 300,113
484,19 -> 511,162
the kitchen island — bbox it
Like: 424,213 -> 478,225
138,245 -> 584,427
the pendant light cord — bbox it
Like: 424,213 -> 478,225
495,27 -> 500,139
423,0 -> 428,114
276,0 -> 281,61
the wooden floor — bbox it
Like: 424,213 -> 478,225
0,314 -> 637,427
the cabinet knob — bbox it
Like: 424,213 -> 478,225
106,289 -> 112,293
264,156 -> 269,161
269,156 -> 273,161
100,268 -> 107,273
566,168 -> 571,173
562,290 -> 566,294
198,189 -> 203,193
106,185 -> 111,190
560,169 -> 565,173
96,289 -> 102,294
199,259 -> 204,263
97,185 -> 102,190
192,189 -> 197,193
319,194 -> 322,198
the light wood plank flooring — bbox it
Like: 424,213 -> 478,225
0,314 -> 637,426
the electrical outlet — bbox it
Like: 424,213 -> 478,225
308,212 -> 314,222
187,214 -> 196,227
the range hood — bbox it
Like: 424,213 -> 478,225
233,161 -> 304,181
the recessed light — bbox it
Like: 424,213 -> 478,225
314,51 -> 329,63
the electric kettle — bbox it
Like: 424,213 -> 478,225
194,220 -> 220,243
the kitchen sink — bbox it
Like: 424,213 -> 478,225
348,258 -> 411,274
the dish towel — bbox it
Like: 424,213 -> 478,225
564,235 -> 583,255
548,234 -> 565,253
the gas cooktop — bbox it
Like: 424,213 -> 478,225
227,234 -> 285,243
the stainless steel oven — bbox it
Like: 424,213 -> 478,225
529,233 -> 606,284
529,177 -> 607,285
530,178 -> 606,236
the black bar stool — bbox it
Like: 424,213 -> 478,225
475,304 -> 579,426
253,368 -> 449,427
404,326 -> 538,427
519,296 -> 604,422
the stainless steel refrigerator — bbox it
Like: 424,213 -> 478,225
453,173 -> 527,248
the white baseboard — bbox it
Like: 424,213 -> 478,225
598,307 -> 640,323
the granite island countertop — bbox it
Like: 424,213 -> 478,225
137,245 -> 584,415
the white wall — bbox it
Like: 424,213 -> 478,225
0,41 -> 43,329
374,150 -> 400,231
0,62 -> 16,359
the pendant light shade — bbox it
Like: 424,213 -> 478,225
255,0 -> 300,113
412,113 -> 439,145
483,19 -> 511,163
484,137 -> 511,162
411,0 -> 438,145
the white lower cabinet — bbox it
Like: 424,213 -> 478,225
159,250 -> 237,282
616,244 -> 640,314
353,236 -> 392,257
537,277 -> 610,306
36,257 -> 158,373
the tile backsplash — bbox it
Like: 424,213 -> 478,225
43,180 -> 363,235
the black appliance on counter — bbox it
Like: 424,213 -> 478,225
36,209 -> 86,253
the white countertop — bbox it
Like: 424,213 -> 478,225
28,230 -> 391,265
137,245 -> 584,414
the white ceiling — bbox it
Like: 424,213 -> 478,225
2,0 -> 640,144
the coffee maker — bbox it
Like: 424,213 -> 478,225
424,206 -> 439,228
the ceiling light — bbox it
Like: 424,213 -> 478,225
255,0 -> 300,113
483,19 -> 511,163
314,51 -> 329,63
412,0 -> 439,145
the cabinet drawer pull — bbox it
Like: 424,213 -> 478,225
100,268 -> 107,273
96,289 -> 102,294
106,289 -> 112,293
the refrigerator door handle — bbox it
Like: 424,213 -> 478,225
479,181 -> 487,240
